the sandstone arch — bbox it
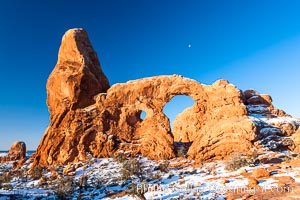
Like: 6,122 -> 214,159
33,29 -> 277,167
100,75 -> 209,160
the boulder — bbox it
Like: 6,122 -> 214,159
0,141 -> 26,163
247,177 -> 258,188
244,89 -> 290,118
291,128 -> 300,153
63,164 -> 76,176
251,168 -> 270,179
187,116 -> 257,161
273,176 -> 295,185
8,141 -> 26,159
244,89 -> 259,100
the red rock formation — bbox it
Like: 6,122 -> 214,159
34,65 -> 258,166
9,141 -> 26,159
243,89 -> 298,151
243,89 -> 290,117
173,106 -> 197,142
173,80 -> 247,143
34,28 -> 110,167
47,28 -> 110,120
0,141 -> 26,163
291,128 -> 300,153
32,28 -> 300,167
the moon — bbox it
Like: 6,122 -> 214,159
188,44 -> 192,48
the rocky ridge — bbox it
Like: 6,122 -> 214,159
32,28 -> 300,167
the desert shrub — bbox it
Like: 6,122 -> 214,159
150,173 -> 162,180
0,171 -> 11,184
54,164 -> 64,175
189,168 -> 198,175
283,151 -> 292,163
246,149 -> 259,164
179,193 -> 185,199
38,176 -> 48,188
193,191 -> 202,198
12,169 -> 29,182
179,176 -> 185,185
48,165 -> 55,172
157,161 -> 169,173
85,153 -> 95,166
176,146 -> 186,158
95,177 -> 103,189
53,177 -> 76,199
0,171 -> 13,188
30,166 -> 45,180
13,169 -> 24,178
167,172 -> 174,179
1,183 -> 13,190
126,183 -> 146,199
113,151 -> 126,163
121,157 -> 143,181
206,163 -> 217,175
225,152 -> 250,171
49,171 -> 60,181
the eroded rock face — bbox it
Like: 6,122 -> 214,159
173,80 -> 247,143
9,141 -> 26,159
172,80 -> 259,161
34,69 -> 257,166
243,89 -> 298,151
32,28 -> 300,167
291,128 -> 300,153
0,141 -> 26,163
47,28 -> 110,120
243,89 -> 290,117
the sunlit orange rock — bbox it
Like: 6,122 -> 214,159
32,28 -> 300,167
46,28 -> 110,120
0,141 -> 26,163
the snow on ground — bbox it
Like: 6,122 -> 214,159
1,153 -> 300,199
0,188 -> 55,198
0,153 -> 7,158
247,105 -> 269,113
1,122 -> 300,198
248,104 -> 299,127
250,113 -> 298,126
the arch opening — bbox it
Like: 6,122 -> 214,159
163,95 -> 195,157
126,109 -> 147,126
140,110 -> 147,120
163,95 -> 195,129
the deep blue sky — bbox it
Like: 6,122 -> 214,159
1,0 -> 300,150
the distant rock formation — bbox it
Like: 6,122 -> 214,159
0,141 -> 26,163
9,141 -> 26,159
32,28 -> 300,167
